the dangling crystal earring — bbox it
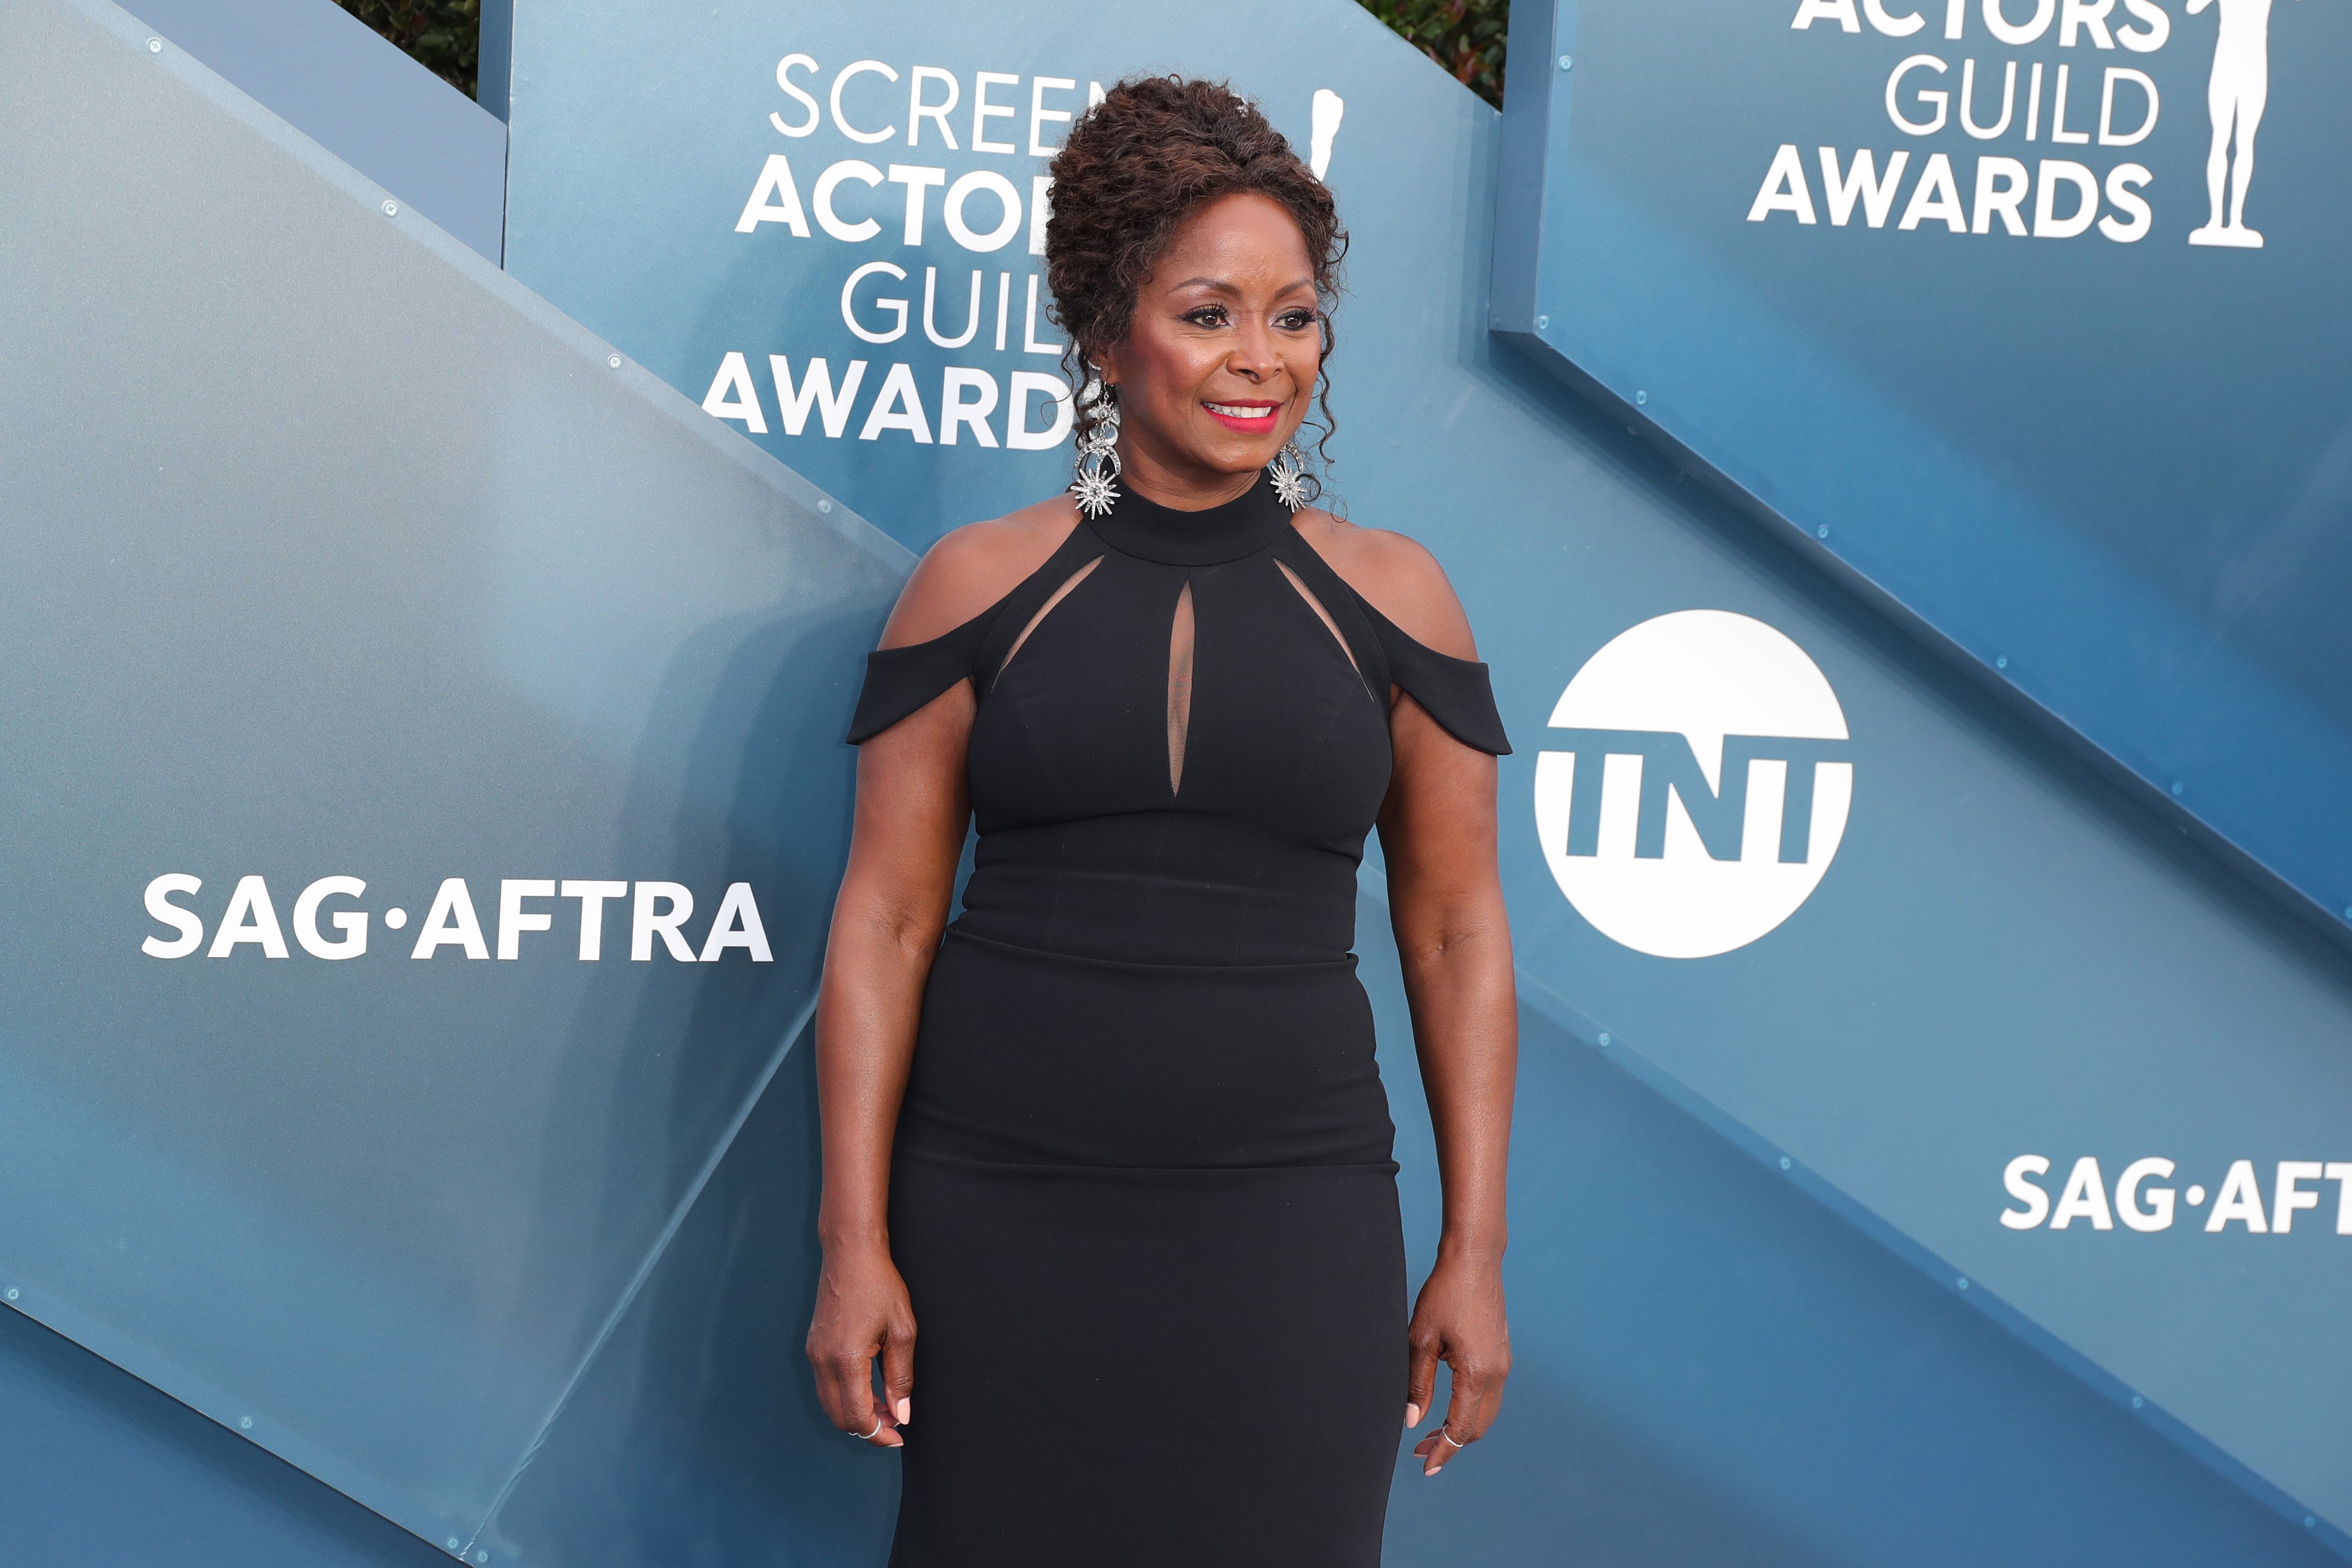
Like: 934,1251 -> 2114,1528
1267,438 -> 1313,512
1069,382 -> 1122,519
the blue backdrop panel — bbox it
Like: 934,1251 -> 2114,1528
0,1307 -> 450,1568
117,0 -> 509,262
499,0 -> 2352,1551
456,889 -> 2337,1568
0,0 -> 903,1557
11,0 -> 2352,1560
1490,0 -> 2352,940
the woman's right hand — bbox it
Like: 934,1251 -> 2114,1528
807,1242 -> 916,1447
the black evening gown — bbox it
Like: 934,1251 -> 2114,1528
846,475 -> 1509,1567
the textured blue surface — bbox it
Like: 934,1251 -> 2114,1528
0,1306 -> 446,1568
2,0 -> 901,1554
12,920 -> 2333,1568
118,0 -> 508,262
10,0 -> 2352,1560
1370,892 -> 2337,1568
1492,0 -> 2352,942
477,889 -> 2352,1568
502,0 -> 2352,1548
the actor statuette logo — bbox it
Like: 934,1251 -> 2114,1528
1764,0 -> 2317,248
1534,611 -> 1853,959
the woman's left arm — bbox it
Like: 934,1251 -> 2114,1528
1305,512 -> 1519,1476
1381,685 -> 1518,1476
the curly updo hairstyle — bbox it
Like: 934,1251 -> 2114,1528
1044,76 -> 1348,485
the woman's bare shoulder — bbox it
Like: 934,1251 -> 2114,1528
1291,507 -> 1479,661
879,494 -> 1083,650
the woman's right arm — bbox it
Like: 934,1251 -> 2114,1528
806,671 -> 973,1446
806,503 -> 1076,1446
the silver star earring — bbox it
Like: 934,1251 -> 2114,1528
1267,439 -> 1313,512
1070,382 -> 1122,519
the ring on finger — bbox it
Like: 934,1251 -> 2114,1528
1439,1426 -> 1468,1448
851,1418 -> 882,1441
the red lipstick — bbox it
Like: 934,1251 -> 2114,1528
1202,399 -> 1280,433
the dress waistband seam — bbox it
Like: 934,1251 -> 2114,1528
941,924 -> 1358,974
897,1144 -> 1401,1178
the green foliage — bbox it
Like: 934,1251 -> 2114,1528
336,0 -> 479,96
1355,0 -> 1509,109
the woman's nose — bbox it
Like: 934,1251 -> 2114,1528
1227,323 -> 1278,379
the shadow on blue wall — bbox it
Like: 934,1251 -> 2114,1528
11,905 -> 2334,1567
472,895 -> 2339,1568
1373,951 -> 2336,1568
0,1307 -> 449,1568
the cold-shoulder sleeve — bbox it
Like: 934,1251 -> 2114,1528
1358,601 -> 1512,756
847,524 -> 1110,744
845,611 -> 992,744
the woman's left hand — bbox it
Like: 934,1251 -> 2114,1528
1404,1252 -> 1511,1476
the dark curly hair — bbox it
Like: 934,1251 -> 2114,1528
1044,76 -> 1348,485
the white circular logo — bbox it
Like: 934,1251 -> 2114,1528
1533,610 -> 1852,959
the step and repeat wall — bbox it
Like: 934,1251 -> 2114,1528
1494,0 -> 2352,934
5,0 -> 2352,1564
1,0 -> 904,1557
499,0 -> 2352,1553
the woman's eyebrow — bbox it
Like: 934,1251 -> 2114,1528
1168,275 -> 1318,296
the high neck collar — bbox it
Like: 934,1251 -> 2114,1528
1086,473 -> 1291,566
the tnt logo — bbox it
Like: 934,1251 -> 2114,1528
1533,611 -> 1853,958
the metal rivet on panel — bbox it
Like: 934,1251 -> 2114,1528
818,498 -> 833,513
607,355 -> 622,369
1816,525 -> 1830,539
4,1288 -> 17,1302
382,200 -> 399,217
446,1541 -> 462,1553
1956,1277 -> 1970,1290
1995,656 -> 2008,669
2309,1517 -> 2318,1529
2170,781 -> 2184,796
239,1416 -> 253,1429
476,1554 -> 489,1564
1558,54 -> 1573,70
1778,1156 -> 1792,1171
2131,1395 -> 2143,1408
1596,1031 -> 1609,1046
148,37 -> 162,52
1634,390 -> 1648,405
1535,314 -> 1549,330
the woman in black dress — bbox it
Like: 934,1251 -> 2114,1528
808,78 -> 1518,1566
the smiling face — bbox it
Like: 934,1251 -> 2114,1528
1094,192 -> 1323,510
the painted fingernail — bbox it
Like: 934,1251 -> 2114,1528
896,1398 -> 912,1426
1404,1403 -> 1421,1427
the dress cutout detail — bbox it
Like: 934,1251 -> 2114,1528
846,476 -> 1507,1567
848,490 -> 1509,757
1166,579 -> 1195,794
1276,555 -> 1369,691
995,554 -> 1102,688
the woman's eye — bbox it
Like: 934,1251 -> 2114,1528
1185,306 -> 1229,327
1277,309 -> 1319,331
